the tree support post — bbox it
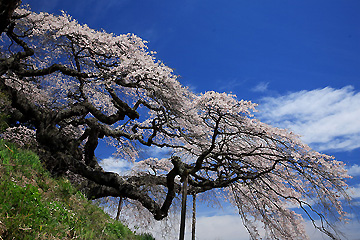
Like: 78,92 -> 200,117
192,193 -> 196,240
179,173 -> 188,240
115,196 -> 123,221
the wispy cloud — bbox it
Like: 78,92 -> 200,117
305,219 -> 360,240
140,27 -> 159,43
258,86 -> 360,151
252,81 -> 269,92
99,156 -> 133,174
217,78 -> 246,92
139,146 -> 172,159
190,214 -> 248,240
142,195 -> 360,240
187,214 -> 360,240
347,184 -> 360,199
347,164 -> 360,177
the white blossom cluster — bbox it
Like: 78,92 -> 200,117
1,126 -> 37,147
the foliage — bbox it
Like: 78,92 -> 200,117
0,4 -> 352,239
0,140 -> 155,240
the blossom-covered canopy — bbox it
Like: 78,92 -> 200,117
0,5 -> 351,239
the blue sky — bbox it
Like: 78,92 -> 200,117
22,0 -> 360,239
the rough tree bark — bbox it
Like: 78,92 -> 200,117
0,0 -> 21,34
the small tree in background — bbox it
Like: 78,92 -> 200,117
0,4 -> 351,239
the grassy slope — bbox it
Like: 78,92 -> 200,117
0,140 -> 155,240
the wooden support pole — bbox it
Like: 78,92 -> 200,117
191,193 -> 196,240
179,174 -> 188,240
115,196 -> 123,221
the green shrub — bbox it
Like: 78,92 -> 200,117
138,233 -> 156,240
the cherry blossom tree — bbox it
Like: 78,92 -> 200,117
0,4 -> 351,239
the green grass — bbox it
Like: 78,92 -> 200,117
0,140 -> 155,240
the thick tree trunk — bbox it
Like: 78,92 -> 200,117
0,0 -> 21,34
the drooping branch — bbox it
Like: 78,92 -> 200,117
190,114 -> 222,174
71,156 -> 183,220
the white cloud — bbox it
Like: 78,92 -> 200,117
258,86 -> 360,151
218,78 -> 246,92
347,184 -> 360,199
165,213 -> 360,240
190,214 -> 360,240
99,156 -> 133,174
347,164 -> 360,177
140,145 -> 172,159
190,214 -> 248,240
304,219 -> 360,240
138,198 -> 360,240
252,81 -> 269,92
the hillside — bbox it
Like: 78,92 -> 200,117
0,139 -> 155,240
